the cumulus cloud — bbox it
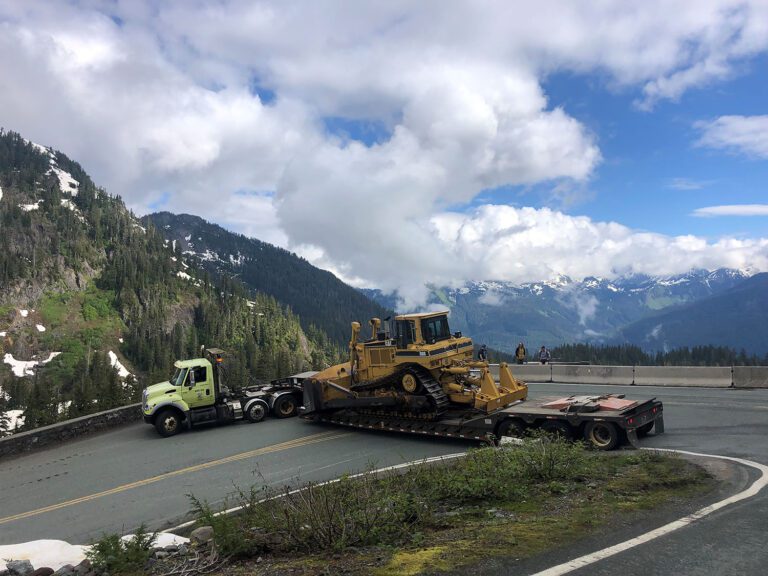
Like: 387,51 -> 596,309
692,204 -> 768,217
2,1 -> 768,307
695,115 -> 768,158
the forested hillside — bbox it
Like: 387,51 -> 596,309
144,212 -> 392,345
0,130 -> 341,436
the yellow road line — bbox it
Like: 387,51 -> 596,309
0,430 -> 348,525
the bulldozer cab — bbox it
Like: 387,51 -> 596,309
395,312 -> 452,348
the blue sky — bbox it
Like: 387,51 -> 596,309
2,1 -> 767,302
541,58 -> 768,239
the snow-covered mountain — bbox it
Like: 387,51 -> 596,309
363,269 -> 755,353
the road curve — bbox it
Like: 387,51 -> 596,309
1,382 -> 767,575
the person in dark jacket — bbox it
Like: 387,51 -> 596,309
515,342 -> 527,364
477,344 -> 488,362
538,345 -> 551,364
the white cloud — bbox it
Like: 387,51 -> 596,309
2,1 -> 768,307
692,204 -> 768,217
695,115 -> 768,158
666,178 -> 709,190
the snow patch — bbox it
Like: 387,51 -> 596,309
3,409 -> 25,430
132,223 -> 146,233
19,309 -> 29,317
199,249 -> 220,262
60,198 -> 86,222
36,324 -> 46,332
121,533 -> 189,548
26,139 -> 51,156
3,352 -> 61,377
184,234 -> 191,241
0,332 -> 6,337
50,165 -> 80,196
108,351 -> 131,379
119,337 -> 124,343
0,185 -> 3,201
177,270 -> 192,280
20,200 -> 42,211
0,540 -> 88,572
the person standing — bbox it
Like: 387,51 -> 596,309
515,342 -> 527,364
477,344 -> 488,362
538,345 -> 551,364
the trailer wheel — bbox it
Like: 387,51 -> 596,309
273,395 -> 298,418
155,409 -> 182,437
246,401 -> 268,423
540,420 -> 574,441
496,419 -> 526,443
637,422 -> 654,437
584,421 -> 620,450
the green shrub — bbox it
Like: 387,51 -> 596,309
86,524 -> 156,575
510,431 -> 587,481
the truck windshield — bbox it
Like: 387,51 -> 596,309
171,368 -> 188,387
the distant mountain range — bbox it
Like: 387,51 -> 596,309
144,212 -> 392,345
619,272 -> 768,354
362,268 -> 766,354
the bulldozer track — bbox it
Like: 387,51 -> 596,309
351,365 -> 449,419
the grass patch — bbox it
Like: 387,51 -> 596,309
181,437 -> 714,576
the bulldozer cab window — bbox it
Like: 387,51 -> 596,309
396,320 -> 417,349
421,316 -> 450,344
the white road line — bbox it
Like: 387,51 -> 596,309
531,448 -> 768,576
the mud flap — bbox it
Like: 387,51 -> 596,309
655,415 -> 665,434
626,429 -> 639,448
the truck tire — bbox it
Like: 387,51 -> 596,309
584,421 -> 620,450
637,422 -> 654,437
273,394 -> 298,418
246,401 -> 268,423
539,420 -> 574,441
496,419 -> 526,444
155,409 -> 183,437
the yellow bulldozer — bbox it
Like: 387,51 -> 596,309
301,311 -> 527,419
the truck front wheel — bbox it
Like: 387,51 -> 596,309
273,395 -> 298,418
584,421 -> 620,450
155,409 -> 183,437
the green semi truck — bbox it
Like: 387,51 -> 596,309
142,348 -> 314,437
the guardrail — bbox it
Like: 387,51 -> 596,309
0,403 -> 142,460
491,364 -> 768,388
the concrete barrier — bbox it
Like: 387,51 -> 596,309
489,363 -> 551,382
633,366 -> 732,387
551,364 -> 634,385
0,403 -> 142,460
733,366 -> 768,388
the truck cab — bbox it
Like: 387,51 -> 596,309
142,348 -> 309,437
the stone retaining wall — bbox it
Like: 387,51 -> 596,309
0,403 -> 142,460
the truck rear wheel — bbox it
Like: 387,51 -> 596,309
496,419 -> 526,443
273,395 -> 298,418
155,409 -> 182,437
246,401 -> 268,423
540,420 -> 574,441
584,421 -> 620,450
637,422 -> 654,437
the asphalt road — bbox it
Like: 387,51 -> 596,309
1,383 -> 767,575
